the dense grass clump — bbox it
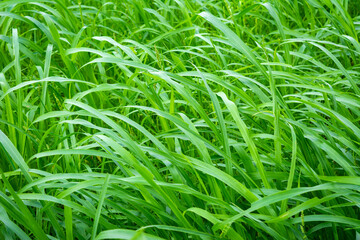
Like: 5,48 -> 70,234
1,0 -> 360,239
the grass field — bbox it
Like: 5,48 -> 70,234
1,0 -> 360,239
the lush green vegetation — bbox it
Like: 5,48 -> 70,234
1,0 -> 360,239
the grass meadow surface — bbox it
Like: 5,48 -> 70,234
0,0 -> 360,239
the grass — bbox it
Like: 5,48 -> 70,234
0,0 -> 360,239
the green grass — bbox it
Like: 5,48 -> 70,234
0,0 -> 360,239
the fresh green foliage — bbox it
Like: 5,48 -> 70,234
0,0 -> 360,239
